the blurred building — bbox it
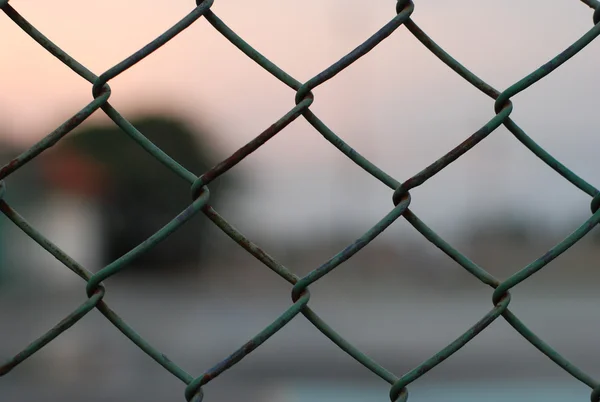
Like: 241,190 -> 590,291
0,145 -> 108,289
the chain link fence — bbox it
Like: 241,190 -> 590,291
2,0 -> 600,401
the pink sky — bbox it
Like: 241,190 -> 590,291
1,0 -> 599,241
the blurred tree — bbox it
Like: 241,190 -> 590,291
59,115 -> 234,275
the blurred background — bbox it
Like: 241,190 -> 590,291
2,0 -> 600,401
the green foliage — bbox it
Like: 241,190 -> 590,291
61,115 -> 233,274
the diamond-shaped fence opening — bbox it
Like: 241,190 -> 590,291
2,0 -> 600,401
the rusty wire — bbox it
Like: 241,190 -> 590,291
2,0 -> 600,401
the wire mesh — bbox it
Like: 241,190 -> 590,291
2,0 -> 600,401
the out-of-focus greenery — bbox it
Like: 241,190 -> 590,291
55,115 -> 236,275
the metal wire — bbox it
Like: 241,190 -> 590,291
1,0 -> 600,401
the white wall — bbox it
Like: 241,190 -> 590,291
11,192 -> 104,290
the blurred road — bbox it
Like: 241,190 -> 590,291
2,276 -> 599,402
